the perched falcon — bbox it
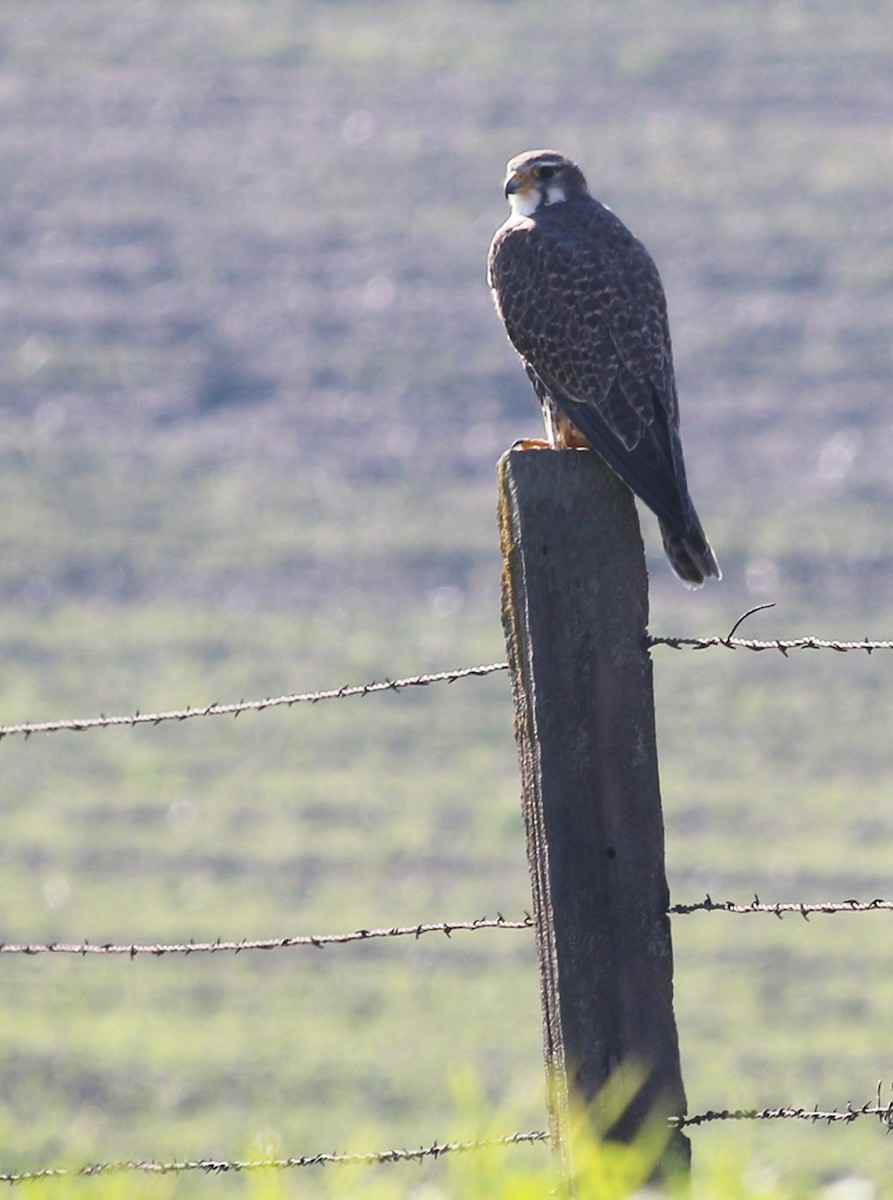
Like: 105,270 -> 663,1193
488,149 -> 720,587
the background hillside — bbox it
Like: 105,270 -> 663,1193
2,1 -> 893,1194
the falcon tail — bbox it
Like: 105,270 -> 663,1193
659,520 -> 722,589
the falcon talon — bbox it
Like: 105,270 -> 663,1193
489,149 -> 721,588
510,437 -> 551,451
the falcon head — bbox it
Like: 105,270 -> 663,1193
502,150 -> 589,218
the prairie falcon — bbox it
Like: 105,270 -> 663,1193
488,149 -> 720,587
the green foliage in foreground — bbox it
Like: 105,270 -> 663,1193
7,1075 -> 886,1200
8,1105 -> 876,1200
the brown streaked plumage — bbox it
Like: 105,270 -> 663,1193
488,149 -> 720,588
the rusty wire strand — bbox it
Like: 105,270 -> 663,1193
0,915 -> 533,958
669,896 -> 893,919
0,1131 -> 549,1185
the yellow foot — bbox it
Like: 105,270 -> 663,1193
511,438 -> 551,450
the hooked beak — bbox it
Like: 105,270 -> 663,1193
503,172 -> 524,198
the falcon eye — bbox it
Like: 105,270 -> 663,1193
534,165 -> 556,181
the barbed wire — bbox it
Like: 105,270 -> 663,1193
10,896 -> 893,958
0,662 -> 509,742
649,601 -> 893,654
0,915 -> 533,958
6,614 -> 893,744
5,1100 -> 893,1185
2,618 -> 893,743
0,1131 -> 548,1185
669,895 -> 893,919
673,1100 -> 893,1130
649,634 -> 893,654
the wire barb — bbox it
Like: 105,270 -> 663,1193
724,602 -> 777,641
0,916 -> 533,958
0,1131 -> 548,1185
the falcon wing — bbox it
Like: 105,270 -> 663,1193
489,200 -> 697,536
524,364 -> 696,536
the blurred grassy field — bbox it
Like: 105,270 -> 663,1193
2,0 -> 893,1194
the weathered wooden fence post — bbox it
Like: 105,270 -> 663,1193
498,447 -> 689,1180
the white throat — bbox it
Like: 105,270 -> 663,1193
508,183 -> 566,218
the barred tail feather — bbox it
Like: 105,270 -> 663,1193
660,521 -> 722,589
